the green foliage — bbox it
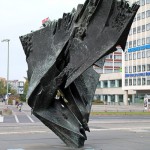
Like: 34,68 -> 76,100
0,80 -> 17,96
92,99 -> 104,105
0,80 -> 6,95
20,79 -> 29,102
8,99 -> 13,105
91,111 -> 150,116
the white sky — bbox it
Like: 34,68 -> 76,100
0,0 -> 85,81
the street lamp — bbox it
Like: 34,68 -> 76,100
1,39 -> 10,105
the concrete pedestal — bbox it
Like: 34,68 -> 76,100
0,115 -> 4,122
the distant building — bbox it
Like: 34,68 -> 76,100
94,47 -> 122,74
8,80 -> 19,91
95,1 -> 150,105
95,72 -> 136,105
122,0 -> 150,103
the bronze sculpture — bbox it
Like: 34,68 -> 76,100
20,0 -> 139,148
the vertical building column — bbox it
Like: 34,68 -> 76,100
108,95 -> 111,104
115,80 -> 119,87
101,81 -> 104,88
132,94 -> 135,104
124,90 -> 128,105
108,80 -> 110,88
115,95 -> 119,103
100,95 -> 103,101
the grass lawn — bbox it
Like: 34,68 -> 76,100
91,111 -> 150,116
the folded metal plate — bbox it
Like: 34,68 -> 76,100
20,0 -> 139,148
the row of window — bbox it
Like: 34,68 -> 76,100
125,64 -> 150,73
127,38 -> 150,48
125,50 -> 150,60
134,9 -> 150,22
129,24 -> 150,36
104,62 -> 122,67
97,80 -> 122,88
136,0 -> 150,6
94,94 -> 123,102
104,69 -> 120,74
106,54 -> 122,59
125,77 -> 150,86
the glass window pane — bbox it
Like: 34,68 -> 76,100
137,78 -> 141,85
133,78 -> 136,85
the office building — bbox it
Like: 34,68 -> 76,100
122,0 -> 150,104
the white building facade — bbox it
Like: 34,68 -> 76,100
122,0 -> 150,103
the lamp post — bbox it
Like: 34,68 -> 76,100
1,39 -> 10,105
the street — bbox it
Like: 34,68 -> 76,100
0,109 -> 150,150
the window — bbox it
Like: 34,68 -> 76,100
137,52 -> 141,59
137,26 -> 141,33
129,53 -> 132,60
133,40 -> 136,47
133,53 -> 136,60
129,66 -> 132,73
129,41 -> 132,48
103,81 -> 108,88
141,0 -> 145,5
142,65 -> 145,71
146,50 -> 150,57
133,28 -> 136,34
147,77 -> 150,85
146,37 -> 150,44
146,10 -> 150,17
97,81 -> 101,88
137,78 -> 141,85
142,12 -> 145,19
146,23 -> 150,31
146,0 -> 150,4
125,54 -> 128,61
137,65 -> 141,72
133,66 -> 136,72
105,69 -> 113,73
129,79 -> 132,86
114,55 -> 121,59
142,78 -> 146,85
110,80 -> 115,87
142,25 -> 145,32
137,13 -> 141,20
137,39 -> 141,46
110,55 -> 113,59
142,38 -> 145,45
133,78 -> 136,85
142,51 -> 145,58
105,61 -> 113,66
137,0 -> 140,5
147,64 -> 150,71
125,79 -> 128,86
114,62 -> 122,67
118,80 -> 122,87
125,66 -> 128,73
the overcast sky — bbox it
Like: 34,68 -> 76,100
0,0 -> 85,81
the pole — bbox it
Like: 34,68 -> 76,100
6,40 -> 10,105
1,39 -> 10,106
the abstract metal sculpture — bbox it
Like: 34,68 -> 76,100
20,0 -> 139,148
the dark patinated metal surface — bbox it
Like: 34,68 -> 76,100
20,0 -> 139,148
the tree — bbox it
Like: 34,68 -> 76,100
20,79 -> 29,102
0,80 -> 6,96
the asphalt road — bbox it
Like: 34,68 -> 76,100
0,115 -> 150,150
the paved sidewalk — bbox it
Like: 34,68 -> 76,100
91,104 -> 147,112
0,102 -> 147,113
